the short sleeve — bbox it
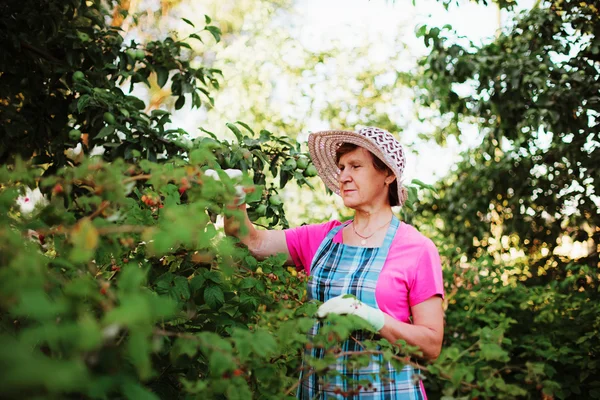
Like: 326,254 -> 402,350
409,239 -> 445,307
284,220 -> 341,274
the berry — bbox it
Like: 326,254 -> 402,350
52,183 -> 64,195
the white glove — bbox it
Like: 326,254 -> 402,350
317,295 -> 385,332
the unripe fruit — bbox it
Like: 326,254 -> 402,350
269,194 -> 283,206
284,158 -> 297,170
72,71 -> 85,82
304,164 -> 318,177
296,156 -> 309,169
126,49 -> 137,60
103,112 -> 116,125
69,129 -> 82,140
255,204 -> 267,216
135,49 -> 145,60
77,32 -> 91,42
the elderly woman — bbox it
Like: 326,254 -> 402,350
225,127 -> 444,399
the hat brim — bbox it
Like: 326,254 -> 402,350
307,130 -> 405,205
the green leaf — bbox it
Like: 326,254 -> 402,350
117,265 -> 147,293
480,343 -> 509,362
250,329 -> 277,357
171,337 -> 199,360
204,270 -> 223,284
209,351 -> 235,376
96,125 -> 115,139
235,121 -> 255,136
226,380 -> 252,400
189,33 -> 203,42
181,18 -> 195,28
190,274 -> 206,292
127,328 -> 152,379
226,122 -> 243,142
104,294 -> 152,326
122,381 -> 160,400
239,277 -> 257,289
12,290 -> 68,321
410,178 -> 438,193
156,67 -> 169,88
204,285 -> 224,309
205,26 -> 221,42
175,96 -> 185,110
77,95 -> 91,113
172,275 -> 191,301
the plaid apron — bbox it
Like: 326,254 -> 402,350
298,216 -> 425,400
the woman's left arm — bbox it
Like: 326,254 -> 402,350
378,296 -> 444,361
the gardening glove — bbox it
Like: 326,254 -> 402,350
316,295 -> 385,332
205,168 -> 246,206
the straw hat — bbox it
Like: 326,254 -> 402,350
307,126 -> 408,206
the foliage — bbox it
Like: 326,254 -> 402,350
412,0 -> 600,398
0,135 -> 319,399
0,0 -> 221,167
2,0 -> 599,399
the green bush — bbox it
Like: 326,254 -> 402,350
1,0 -> 599,399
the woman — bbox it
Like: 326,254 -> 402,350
225,127 -> 444,399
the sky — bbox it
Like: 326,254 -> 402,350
287,0 -> 535,184
164,0 -> 536,185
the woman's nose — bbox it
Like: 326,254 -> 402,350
338,169 -> 351,183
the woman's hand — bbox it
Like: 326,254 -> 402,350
213,168 -> 293,264
204,168 -> 246,206
318,295 -> 444,360
317,295 -> 385,332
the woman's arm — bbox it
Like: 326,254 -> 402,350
224,202 -> 292,264
378,296 -> 444,361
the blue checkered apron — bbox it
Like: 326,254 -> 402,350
298,216 -> 425,400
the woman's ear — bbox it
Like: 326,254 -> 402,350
385,172 -> 396,186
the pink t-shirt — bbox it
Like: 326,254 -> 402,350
284,220 -> 444,323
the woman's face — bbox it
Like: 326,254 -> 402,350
337,147 -> 394,209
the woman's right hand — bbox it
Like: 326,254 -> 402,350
213,169 -> 292,264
